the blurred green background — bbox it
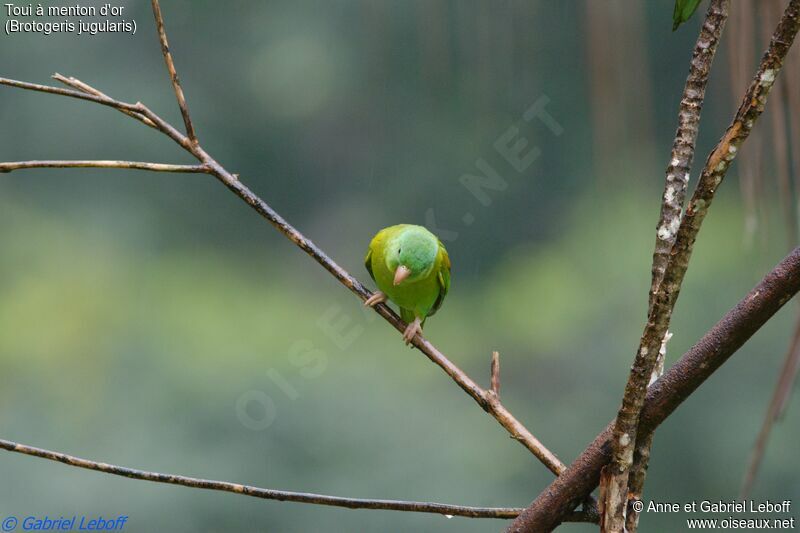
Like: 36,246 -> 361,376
1,1 -> 799,531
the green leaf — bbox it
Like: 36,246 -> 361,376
673,0 -> 704,31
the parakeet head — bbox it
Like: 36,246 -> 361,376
385,227 -> 438,286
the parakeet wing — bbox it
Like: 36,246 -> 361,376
364,247 -> 375,282
428,241 -> 450,317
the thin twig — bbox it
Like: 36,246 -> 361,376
0,160 -> 210,174
150,0 -> 197,144
509,247 -> 800,533
0,77 -> 141,114
621,2 -> 730,531
0,438 -> 520,519
0,71 -> 567,479
0,1 -> 572,517
490,351 -> 501,396
52,73 -> 158,129
602,2 -> 799,530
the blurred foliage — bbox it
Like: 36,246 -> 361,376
1,1 -> 798,532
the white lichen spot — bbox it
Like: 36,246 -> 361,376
664,186 -> 676,205
620,433 -> 631,447
640,347 -> 649,356
669,217 -> 680,233
728,145 -> 737,154
682,172 -> 690,183
760,69 -> 776,85
670,158 -> 680,167
657,216 -> 681,241
715,161 -> 727,172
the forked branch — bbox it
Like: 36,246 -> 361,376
0,0 -> 572,517
602,0 -> 799,529
510,247 -> 800,532
623,2 -> 730,530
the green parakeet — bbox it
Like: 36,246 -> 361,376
364,224 -> 451,344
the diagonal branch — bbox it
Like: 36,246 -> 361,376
150,0 -> 197,144
509,246 -> 800,532
623,2 -> 729,530
0,160 -> 210,174
602,1 -> 799,530
0,21 -> 567,484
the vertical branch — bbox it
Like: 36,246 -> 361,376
622,2 -> 730,531
601,1 -> 800,530
648,0 -> 730,309
150,0 -> 198,144
510,248 -> 800,533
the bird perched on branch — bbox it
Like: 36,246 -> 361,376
364,224 -> 451,345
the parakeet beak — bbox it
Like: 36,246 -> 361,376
393,265 -> 411,286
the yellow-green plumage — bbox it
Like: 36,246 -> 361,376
365,224 -> 450,328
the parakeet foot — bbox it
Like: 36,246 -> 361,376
364,291 -> 388,307
402,317 -> 423,345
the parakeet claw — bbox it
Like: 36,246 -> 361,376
364,291 -> 388,307
402,317 -> 423,345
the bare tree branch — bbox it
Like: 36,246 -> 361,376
150,0 -> 197,144
0,438 -> 523,519
52,73 -> 158,129
621,2 -> 730,530
509,246 -> 800,532
0,160 -> 210,174
0,1 -> 568,484
0,76 -> 142,114
648,0 -> 729,308
740,1 -> 800,498
602,1 -> 798,530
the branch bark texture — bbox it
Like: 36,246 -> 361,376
623,3 -> 730,530
510,246 -> 800,532
602,2 -> 799,530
